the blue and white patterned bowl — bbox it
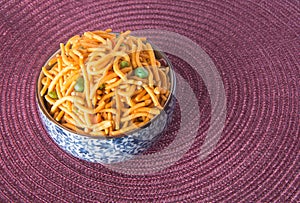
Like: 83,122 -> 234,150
36,48 -> 176,164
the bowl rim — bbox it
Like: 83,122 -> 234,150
36,37 -> 176,140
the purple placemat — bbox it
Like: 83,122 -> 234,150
0,0 -> 299,202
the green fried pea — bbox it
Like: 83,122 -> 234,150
74,77 -> 84,92
120,61 -> 129,68
134,67 -> 149,79
48,91 -> 58,99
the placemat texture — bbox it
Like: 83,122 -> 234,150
0,0 -> 299,202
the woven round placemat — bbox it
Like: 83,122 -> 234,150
1,0 -> 299,202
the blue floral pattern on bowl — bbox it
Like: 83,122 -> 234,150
37,94 -> 175,164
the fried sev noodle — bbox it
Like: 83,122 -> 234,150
40,29 -> 171,136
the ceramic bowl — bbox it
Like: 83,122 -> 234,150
36,46 -> 176,164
